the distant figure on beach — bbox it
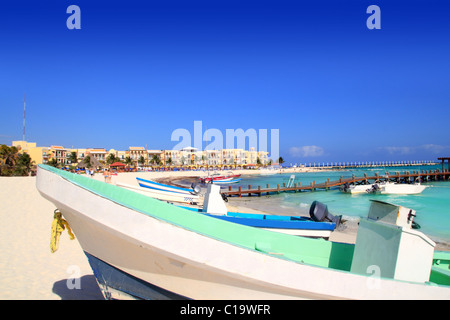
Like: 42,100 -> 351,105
103,169 -> 111,183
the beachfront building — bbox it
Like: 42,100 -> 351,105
244,147 -> 269,165
163,149 -> 181,166
147,150 -> 164,165
28,146 -> 50,165
205,150 -> 222,166
9,140 -> 270,168
75,148 -> 87,160
128,147 -> 146,162
12,140 -> 49,165
48,146 -> 70,165
87,148 -> 107,162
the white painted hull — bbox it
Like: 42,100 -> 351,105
344,183 -> 427,195
116,182 -> 203,205
36,167 -> 450,300
380,183 -> 427,195
136,178 -> 193,195
261,228 -> 331,238
213,178 -> 241,184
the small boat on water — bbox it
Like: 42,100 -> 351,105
212,177 -> 242,184
178,184 -> 338,239
340,181 -> 427,195
133,179 -> 335,238
136,177 -> 194,195
37,164 -> 450,300
199,171 -> 241,183
117,182 -> 203,205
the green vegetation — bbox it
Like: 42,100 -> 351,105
0,144 -> 35,176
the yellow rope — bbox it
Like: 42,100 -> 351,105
50,210 -> 75,253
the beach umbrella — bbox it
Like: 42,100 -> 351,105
109,162 -> 126,167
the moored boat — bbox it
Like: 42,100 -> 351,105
178,183 -> 338,239
340,181 -> 427,195
199,171 -> 241,183
37,164 -> 450,300
136,177 -> 194,195
117,182 -> 203,205
212,177 -> 242,184
133,179 -> 336,238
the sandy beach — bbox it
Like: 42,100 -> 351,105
0,176 -> 104,300
1,169 -> 447,299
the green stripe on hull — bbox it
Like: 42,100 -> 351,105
38,164 -> 354,271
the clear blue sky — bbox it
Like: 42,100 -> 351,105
1,0 -> 449,163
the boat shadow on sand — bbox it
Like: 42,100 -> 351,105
52,275 -> 104,300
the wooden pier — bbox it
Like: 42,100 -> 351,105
222,169 -> 450,197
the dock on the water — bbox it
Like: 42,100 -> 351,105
222,169 -> 450,197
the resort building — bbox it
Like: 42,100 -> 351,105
147,150 -> 164,165
87,148 -> 107,162
8,140 -> 271,168
205,150 -> 222,166
49,146 -> 70,165
163,150 -> 181,166
12,140 -> 49,165
75,148 -> 88,160
128,147 -> 146,162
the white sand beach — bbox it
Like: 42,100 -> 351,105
0,176 -> 104,300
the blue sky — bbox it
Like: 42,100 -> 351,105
1,0 -> 449,163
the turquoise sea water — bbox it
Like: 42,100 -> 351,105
234,165 -> 450,243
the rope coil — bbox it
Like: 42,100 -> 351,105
50,209 -> 75,253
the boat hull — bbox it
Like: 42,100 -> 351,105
179,206 -> 335,239
343,183 -> 427,195
136,177 -> 193,195
380,183 -> 427,195
213,178 -> 242,184
117,182 -> 202,205
36,165 -> 450,300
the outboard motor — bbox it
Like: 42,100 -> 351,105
190,183 -> 202,195
339,182 -> 350,192
366,183 -> 380,193
309,201 -> 342,228
221,193 -> 228,202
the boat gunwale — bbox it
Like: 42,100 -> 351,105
37,164 -> 353,271
37,164 -> 450,290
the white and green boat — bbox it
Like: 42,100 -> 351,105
36,164 -> 450,299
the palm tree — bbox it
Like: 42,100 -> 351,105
278,156 -> 285,165
14,152 -> 34,176
106,153 -> 119,165
0,145 -> 19,176
69,151 -> 78,164
125,156 -> 133,167
138,155 -> 146,167
47,158 -> 58,167
151,154 -> 160,166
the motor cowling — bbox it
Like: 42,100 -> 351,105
309,201 -> 342,228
